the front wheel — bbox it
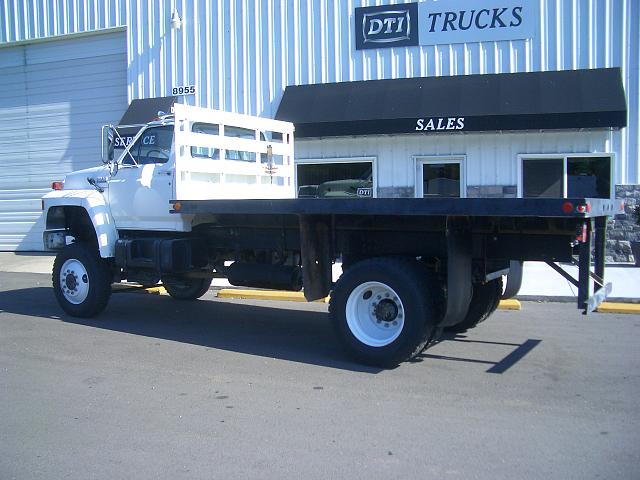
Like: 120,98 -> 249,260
52,243 -> 112,317
162,276 -> 212,300
329,257 -> 441,368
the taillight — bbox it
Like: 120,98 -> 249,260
562,201 -> 574,214
575,203 -> 591,214
52,181 -> 63,190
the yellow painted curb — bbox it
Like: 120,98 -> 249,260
596,302 -> 640,314
498,299 -> 522,310
112,284 -> 168,296
217,289 -> 329,303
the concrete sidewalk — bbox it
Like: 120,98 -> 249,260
1,252 -> 638,301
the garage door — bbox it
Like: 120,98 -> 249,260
0,31 -> 127,251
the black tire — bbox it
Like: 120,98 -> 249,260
329,257 -> 442,368
52,243 -> 112,318
448,278 -> 503,334
162,277 -> 212,300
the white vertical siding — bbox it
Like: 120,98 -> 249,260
0,0 -> 126,43
1,0 -> 638,183
121,0 -> 638,184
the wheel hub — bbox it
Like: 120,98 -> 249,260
345,281 -> 405,347
65,272 -> 78,291
59,259 -> 90,305
374,299 -> 398,322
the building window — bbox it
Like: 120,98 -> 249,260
520,155 -> 611,199
296,158 -> 375,198
415,157 -> 465,198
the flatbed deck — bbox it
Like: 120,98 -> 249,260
171,197 -> 621,218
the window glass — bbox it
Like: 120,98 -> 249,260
191,122 -> 219,160
567,157 -> 610,198
297,162 -> 373,198
422,163 -> 460,197
225,126 -> 256,162
123,126 -> 173,165
522,158 -> 564,198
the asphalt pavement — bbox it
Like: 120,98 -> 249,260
1,271 -> 639,479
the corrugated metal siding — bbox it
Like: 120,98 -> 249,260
1,0 -> 638,184
122,0 -> 638,184
0,31 -> 127,250
0,0 -> 126,43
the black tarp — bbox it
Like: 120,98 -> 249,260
275,68 -> 627,138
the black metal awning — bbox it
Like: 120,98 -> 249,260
275,68 -> 627,138
115,96 -> 177,148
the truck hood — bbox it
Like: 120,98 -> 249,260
62,166 -> 110,190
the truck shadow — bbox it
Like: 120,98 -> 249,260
0,285 -> 378,373
413,332 -> 542,374
0,284 -> 540,374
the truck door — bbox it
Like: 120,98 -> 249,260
108,125 -> 181,230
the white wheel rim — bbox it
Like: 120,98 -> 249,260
59,259 -> 90,305
345,281 -> 405,347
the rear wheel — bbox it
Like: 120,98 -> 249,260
162,276 -> 212,300
448,278 -> 502,333
329,257 -> 441,368
52,243 -> 112,317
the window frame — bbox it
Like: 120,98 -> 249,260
517,153 -> 614,199
414,155 -> 466,198
295,156 -> 377,198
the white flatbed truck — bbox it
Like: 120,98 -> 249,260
42,104 -> 620,367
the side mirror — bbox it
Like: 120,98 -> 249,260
101,125 -> 116,164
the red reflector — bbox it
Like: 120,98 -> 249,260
576,205 -> 587,214
586,203 -> 591,213
51,181 -> 63,190
562,202 -> 574,214
620,201 -> 625,211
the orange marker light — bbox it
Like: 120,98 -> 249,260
174,202 -> 182,212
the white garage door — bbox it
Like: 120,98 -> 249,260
0,31 -> 127,251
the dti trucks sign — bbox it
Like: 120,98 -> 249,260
355,1 -> 536,50
418,0 -> 536,45
355,3 -> 419,50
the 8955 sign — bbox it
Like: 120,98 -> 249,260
172,85 -> 196,95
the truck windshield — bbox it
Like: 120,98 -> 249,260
123,126 -> 173,166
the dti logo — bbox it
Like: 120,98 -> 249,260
355,3 -> 419,50
363,9 -> 411,44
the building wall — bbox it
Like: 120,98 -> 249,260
1,0 -> 126,42
124,0 -> 638,184
2,1 -> 638,184
297,130 -> 612,196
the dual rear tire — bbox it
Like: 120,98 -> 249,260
447,278 -> 503,334
329,257 -> 443,368
162,277 -> 212,300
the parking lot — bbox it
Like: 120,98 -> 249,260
1,271 -> 639,479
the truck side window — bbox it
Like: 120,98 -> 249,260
123,126 -> 173,166
191,123 -> 220,160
